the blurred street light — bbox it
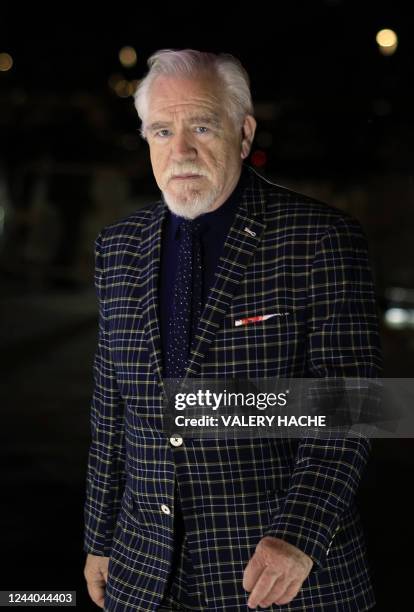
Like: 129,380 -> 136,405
0,52 -> 13,72
119,46 -> 137,68
376,29 -> 398,56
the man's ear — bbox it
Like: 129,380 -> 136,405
240,115 -> 257,160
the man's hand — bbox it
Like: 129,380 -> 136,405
84,554 -> 110,608
243,536 -> 313,608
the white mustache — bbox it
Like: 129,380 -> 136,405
165,166 -> 210,181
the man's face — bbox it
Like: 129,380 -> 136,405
144,73 -> 255,219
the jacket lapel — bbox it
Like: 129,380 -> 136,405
136,168 -> 268,389
186,170 -> 267,377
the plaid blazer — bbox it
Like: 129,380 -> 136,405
84,166 -> 382,611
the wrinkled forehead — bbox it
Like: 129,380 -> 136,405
146,73 -> 226,121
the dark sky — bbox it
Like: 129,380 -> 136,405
1,1 -> 413,181
2,1 -> 412,98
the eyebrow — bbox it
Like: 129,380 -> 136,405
189,114 -> 222,127
147,114 -> 222,133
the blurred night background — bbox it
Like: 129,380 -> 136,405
1,2 -> 413,610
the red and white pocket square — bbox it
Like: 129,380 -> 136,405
234,313 -> 290,327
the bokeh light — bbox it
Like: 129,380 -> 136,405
119,46 -> 137,68
0,52 -> 13,72
251,150 -> 267,167
376,29 -> 398,56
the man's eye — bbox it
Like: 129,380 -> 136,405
155,129 -> 171,138
195,126 -> 209,134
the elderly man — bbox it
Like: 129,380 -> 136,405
83,49 -> 382,611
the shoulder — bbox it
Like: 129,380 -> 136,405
95,199 -> 164,252
246,166 -> 365,240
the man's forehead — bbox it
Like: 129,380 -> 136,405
147,74 -> 223,115
150,72 -> 219,94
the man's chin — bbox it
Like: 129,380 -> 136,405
162,190 -> 217,220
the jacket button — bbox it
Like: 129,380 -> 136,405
169,435 -> 183,447
161,504 -> 171,515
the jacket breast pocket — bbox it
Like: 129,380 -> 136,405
206,309 -> 307,377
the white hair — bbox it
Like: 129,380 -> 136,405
134,48 -> 254,138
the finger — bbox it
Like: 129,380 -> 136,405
87,579 -> 106,609
256,577 -> 292,608
243,554 -> 266,592
247,567 -> 280,609
273,579 -> 302,605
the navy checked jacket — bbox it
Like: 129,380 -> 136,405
84,166 -> 382,611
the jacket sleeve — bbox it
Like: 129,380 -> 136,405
84,230 -> 126,556
263,216 -> 383,572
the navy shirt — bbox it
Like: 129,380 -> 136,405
159,167 -> 248,376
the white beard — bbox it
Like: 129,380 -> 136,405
162,186 -> 221,220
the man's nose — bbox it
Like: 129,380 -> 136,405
171,132 -> 197,160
